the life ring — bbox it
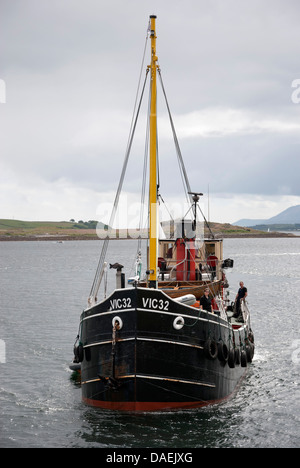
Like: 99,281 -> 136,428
218,342 -> 229,362
173,316 -> 185,330
112,316 -> 123,330
204,339 -> 218,360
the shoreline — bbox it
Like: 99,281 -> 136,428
0,232 -> 298,242
1,219 -> 299,242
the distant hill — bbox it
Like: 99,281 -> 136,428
234,205 -> 300,227
0,219 -> 107,230
0,218 -> 295,241
0,219 -> 108,240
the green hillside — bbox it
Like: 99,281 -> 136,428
0,219 -> 105,230
0,219 -> 73,230
0,219 -> 107,240
0,218 -> 294,241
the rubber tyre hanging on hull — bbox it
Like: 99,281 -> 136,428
248,331 -> 255,344
218,342 -> 229,363
235,348 -> 241,365
241,349 -> 247,367
228,348 -> 235,368
204,339 -> 218,360
246,343 -> 255,362
74,344 -> 84,363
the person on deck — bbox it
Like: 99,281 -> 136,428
200,288 -> 214,314
234,281 -> 248,319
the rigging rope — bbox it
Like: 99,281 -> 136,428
89,28 -> 216,304
89,26 -> 151,303
157,68 -> 191,207
158,68 -> 214,239
137,78 -> 151,253
89,69 -> 149,304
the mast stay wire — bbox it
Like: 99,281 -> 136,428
89,25 -> 215,303
89,29 -> 150,304
157,68 -> 191,207
158,68 -> 214,239
137,78 -> 151,254
126,26 -> 151,156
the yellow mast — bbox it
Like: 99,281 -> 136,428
148,15 -> 158,288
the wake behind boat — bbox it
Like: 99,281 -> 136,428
71,15 -> 255,411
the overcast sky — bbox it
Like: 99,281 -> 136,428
1,0 -> 300,224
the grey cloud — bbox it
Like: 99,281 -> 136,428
1,0 -> 300,221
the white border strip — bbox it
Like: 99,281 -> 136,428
83,336 -> 203,350
81,307 -> 230,330
82,374 -> 215,388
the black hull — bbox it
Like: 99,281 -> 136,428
79,287 -> 253,411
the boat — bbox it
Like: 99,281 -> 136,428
71,15 -> 255,411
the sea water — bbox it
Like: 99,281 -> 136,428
0,238 -> 299,448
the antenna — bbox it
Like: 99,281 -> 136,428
188,191 -> 203,203
188,191 -> 214,239
208,184 -> 210,223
